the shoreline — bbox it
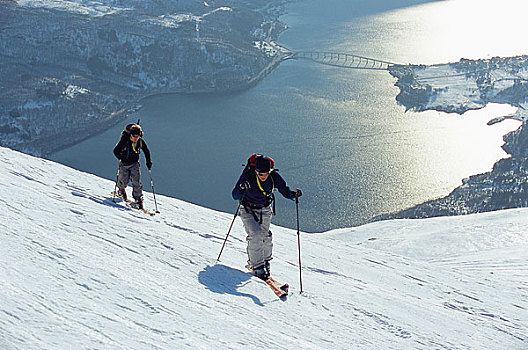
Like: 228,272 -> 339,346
375,56 -> 528,222
1,0 -> 292,157
45,41 -> 290,158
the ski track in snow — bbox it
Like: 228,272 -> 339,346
0,146 -> 527,349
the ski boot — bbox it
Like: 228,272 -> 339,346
253,266 -> 269,280
133,197 -> 144,210
264,261 -> 271,276
118,188 -> 128,201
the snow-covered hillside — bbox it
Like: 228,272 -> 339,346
1,146 -> 527,349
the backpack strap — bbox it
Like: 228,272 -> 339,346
255,171 -> 276,215
255,171 -> 274,197
131,141 -> 141,154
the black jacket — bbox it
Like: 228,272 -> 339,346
113,131 -> 152,166
232,168 -> 295,207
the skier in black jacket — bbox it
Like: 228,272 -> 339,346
113,124 -> 152,209
232,154 -> 302,279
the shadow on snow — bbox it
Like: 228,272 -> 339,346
198,264 -> 264,306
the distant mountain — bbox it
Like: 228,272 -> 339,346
0,0 -> 289,155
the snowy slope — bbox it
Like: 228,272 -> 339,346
0,146 -> 527,349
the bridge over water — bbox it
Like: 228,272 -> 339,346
283,51 -> 396,70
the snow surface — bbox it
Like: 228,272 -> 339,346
1,146 -> 527,349
393,58 -> 528,124
15,0 -> 132,17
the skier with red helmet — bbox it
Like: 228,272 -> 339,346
232,154 -> 302,280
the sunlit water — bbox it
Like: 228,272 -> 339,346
51,0 -> 526,232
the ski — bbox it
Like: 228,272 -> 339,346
246,264 -> 289,299
126,202 -> 156,216
265,276 -> 289,299
111,192 -> 155,216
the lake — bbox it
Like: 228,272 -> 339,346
51,0 -> 526,232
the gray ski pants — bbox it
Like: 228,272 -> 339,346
240,206 -> 273,269
117,162 -> 143,200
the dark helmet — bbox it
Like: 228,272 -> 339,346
129,124 -> 143,137
255,155 -> 272,173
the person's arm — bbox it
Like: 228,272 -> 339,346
113,134 -> 128,160
141,139 -> 152,169
232,170 -> 250,200
272,172 -> 298,200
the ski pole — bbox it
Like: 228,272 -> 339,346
295,191 -> 303,293
148,169 -> 160,213
216,203 -> 242,262
112,163 -> 119,203
217,191 -> 246,262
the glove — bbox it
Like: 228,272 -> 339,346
146,161 -> 152,170
291,188 -> 302,198
240,181 -> 251,191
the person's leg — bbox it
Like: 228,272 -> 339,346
260,207 -> 273,267
117,163 -> 131,198
129,163 -> 143,201
240,208 -> 266,269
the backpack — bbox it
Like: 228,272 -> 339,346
118,122 -> 144,157
244,153 -> 275,171
243,154 -> 277,215
124,123 -> 143,137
